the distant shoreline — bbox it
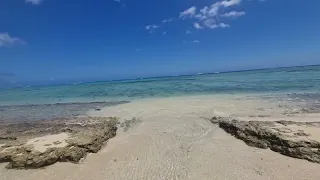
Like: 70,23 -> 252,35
1,64 -> 319,90
1,65 -> 319,106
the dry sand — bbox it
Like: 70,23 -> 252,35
1,94 -> 320,180
272,123 -> 320,142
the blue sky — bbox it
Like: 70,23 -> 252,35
0,0 -> 319,86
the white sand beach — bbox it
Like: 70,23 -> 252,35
1,94 -> 320,180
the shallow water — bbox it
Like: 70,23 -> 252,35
0,65 -> 319,105
0,101 -> 129,122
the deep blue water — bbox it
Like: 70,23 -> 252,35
0,65 -> 319,105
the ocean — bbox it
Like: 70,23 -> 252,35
0,65 -> 319,106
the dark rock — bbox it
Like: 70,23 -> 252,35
59,146 -> 87,162
0,137 -> 17,140
1,144 -> 11,148
0,151 -> 13,163
0,117 -> 119,169
53,141 -> 62,145
211,117 -> 320,163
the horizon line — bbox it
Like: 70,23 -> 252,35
1,64 -> 319,90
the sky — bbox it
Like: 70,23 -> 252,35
0,0 -> 320,87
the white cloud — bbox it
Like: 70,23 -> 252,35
219,23 -> 230,28
195,0 -> 239,20
188,0 -> 244,30
203,19 -> 219,29
25,0 -> 42,5
145,24 -> 159,33
162,18 -> 173,23
200,6 -> 209,15
162,32 -> 167,35
220,0 -> 242,7
145,0 -> 246,33
204,20 -> 230,29
0,33 -> 25,47
198,19 -> 230,29
186,30 -> 192,34
114,0 -> 121,2
192,40 -> 200,43
195,2 -> 222,20
180,6 -> 197,18
221,11 -> 245,17
193,22 -> 203,29
195,14 -> 206,20
145,24 -> 159,30
208,4 -> 221,17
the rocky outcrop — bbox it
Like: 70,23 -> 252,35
0,117 -> 118,169
0,137 -> 17,140
211,117 -> 320,163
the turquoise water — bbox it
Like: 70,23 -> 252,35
0,65 -> 319,105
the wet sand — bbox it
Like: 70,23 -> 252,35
1,94 -> 320,179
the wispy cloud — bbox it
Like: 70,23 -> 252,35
145,0 -> 248,34
180,6 -> 197,18
203,19 -> 219,29
0,33 -> 26,47
220,0 -> 241,7
145,24 -> 160,33
114,0 -> 121,2
162,18 -> 173,23
145,18 -> 172,34
221,11 -> 246,17
145,24 -> 159,33
182,40 -> 200,44
219,23 -> 230,28
186,30 -> 192,34
203,20 -> 230,29
145,24 -> 159,30
182,0 -> 243,30
193,22 -> 203,29
25,0 -> 43,5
